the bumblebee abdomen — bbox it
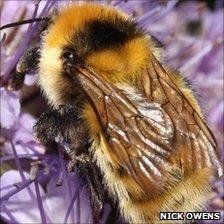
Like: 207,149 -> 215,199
93,138 -> 213,223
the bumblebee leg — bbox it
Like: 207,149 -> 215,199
67,152 -> 105,223
89,182 -> 104,224
9,44 -> 40,90
34,104 -> 111,222
105,202 -> 120,224
34,104 -> 88,152
8,71 -> 25,91
88,175 -> 119,224
80,161 -> 106,223
33,109 -> 63,147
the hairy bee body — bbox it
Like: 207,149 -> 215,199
22,3 -> 222,223
79,73 -> 214,223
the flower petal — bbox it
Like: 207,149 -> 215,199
0,88 -> 20,129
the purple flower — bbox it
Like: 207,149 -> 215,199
0,88 -> 20,129
0,170 -> 91,223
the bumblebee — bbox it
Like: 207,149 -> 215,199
2,3 -> 222,224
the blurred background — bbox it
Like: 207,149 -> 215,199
0,0 -> 223,223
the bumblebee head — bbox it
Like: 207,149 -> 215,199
39,4 -> 151,106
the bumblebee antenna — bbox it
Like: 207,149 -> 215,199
0,17 -> 50,31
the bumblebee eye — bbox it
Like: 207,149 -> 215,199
63,50 -> 75,64
62,49 -> 84,67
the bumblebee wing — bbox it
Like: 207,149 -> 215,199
77,67 -> 175,193
76,64 -> 222,195
141,54 -> 222,177
102,91 -> 175,194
